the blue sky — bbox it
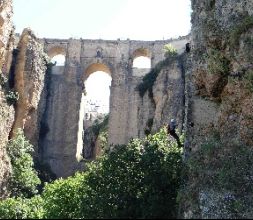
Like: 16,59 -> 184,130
13,0 -> 192,40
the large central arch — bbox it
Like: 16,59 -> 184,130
76,62 -> 112,161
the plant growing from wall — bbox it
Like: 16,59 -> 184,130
6,129 -> 41,198
5,90 -> 19,105
163,44 -> 178,58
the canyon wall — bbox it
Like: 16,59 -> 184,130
180,0 -> 253,218
0,0 -> 14,199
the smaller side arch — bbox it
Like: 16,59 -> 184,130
132,48 -> 151,59
47,46 -> 66,58
47,46 -> 66,67
132,48 -> 152,69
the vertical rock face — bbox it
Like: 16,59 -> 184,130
134,55 -> 187,140
0,0 -> 14,74
11,28 -> 48,158
181,0 -> 253,218
0,0 -> 14,199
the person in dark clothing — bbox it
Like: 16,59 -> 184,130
167,119 -> 182,148
185,43 -> 191,53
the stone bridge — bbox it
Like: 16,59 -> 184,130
39,37 -> 189,177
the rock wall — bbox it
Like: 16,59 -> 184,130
0,0 -> 14,199
0,0 -> 14,74
180,0 -> 253,218
10,28 -> 48,159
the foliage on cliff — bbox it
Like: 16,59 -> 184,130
0,127 -> 183,219
6,129 -> 41,198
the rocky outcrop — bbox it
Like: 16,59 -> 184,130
180,0 -> 253,218
0,0 -> 14,199
10,28 -> 48,158
0,0 -> 14,74
134,54 -> 187,140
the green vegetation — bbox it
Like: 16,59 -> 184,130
5,90 -> 19,105
0,127 -> 183,219
163,43 -> 178,57
0,196 -> 44,219
91,114 -> 109,136
230,15 -> 253,49
206,49 -> 230,76
6,129 -> 41,198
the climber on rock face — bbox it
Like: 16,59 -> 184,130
167,119 -> 182,148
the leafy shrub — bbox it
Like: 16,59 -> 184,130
5,90 -> 19,105
163,44 -> 178,57
7,129 -> 41,198
42,173 -> 87,219
82,127 -> 183,219
1,128 -> 183,219
0,196 -> 44,219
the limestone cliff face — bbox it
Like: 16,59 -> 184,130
0,0 -> 14,74
134,56 -> 187,140
180,0 -> 253,218
0,0 -> 14,199
11,28 -> 48,158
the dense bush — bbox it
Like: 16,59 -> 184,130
5,90 -> 19,105
82,128 -> 183,219
42,173 -> 87,219
0,128 -> 183,219
6,129 -> 41,198
0,196 -> 44,219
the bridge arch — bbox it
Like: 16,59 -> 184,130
77,62 -> 112,161
47,46 -> 66,66
47,46 -> 66,58
132,48 -> 152,69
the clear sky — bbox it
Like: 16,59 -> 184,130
13,0 -> 192,40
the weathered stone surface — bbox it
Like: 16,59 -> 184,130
0,0 -> 14,199
10,28 -> 48,159
181,0 -> 253,218
0,0 -> 14,74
